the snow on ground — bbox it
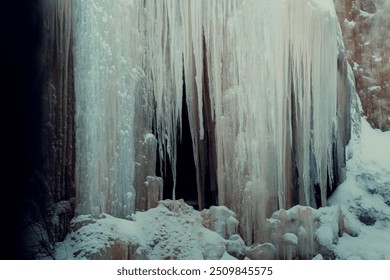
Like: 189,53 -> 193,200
328,117 -> 390,259
55,199 -> 240,260
55,117 -> 389,260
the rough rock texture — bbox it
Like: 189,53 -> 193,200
334,0 -> 390,131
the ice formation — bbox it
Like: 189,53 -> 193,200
73,0 -> 352,246
73,0 -> 144,218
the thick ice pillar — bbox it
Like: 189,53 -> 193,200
73,0 -> 157,218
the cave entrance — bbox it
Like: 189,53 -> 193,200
157,90 -> 218,210
157,89 -> 199,209
175,90 -> 199,209
158,34 -> 219,210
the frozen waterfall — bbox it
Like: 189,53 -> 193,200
73,0 -> 352,244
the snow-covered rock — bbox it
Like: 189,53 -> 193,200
245,243 -> 276,260
55,199 -> 231,260
201,205 -> 239,239
55,214 -> 148,260
226,234 -> 246,260
334,0 -> 390,131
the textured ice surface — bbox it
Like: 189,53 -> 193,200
73,0 -> 351,245
73,0 -> 143,218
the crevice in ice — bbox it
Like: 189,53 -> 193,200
175,87 -> 199,209
289,68 -> 300,208
200,31 -> 219,209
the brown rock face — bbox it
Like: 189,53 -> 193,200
334,0 -> 390,131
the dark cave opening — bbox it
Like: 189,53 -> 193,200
175,90 -> 199,209
201,32 -> 218,209
156,89 -> 199,209
156,34 -> 220,210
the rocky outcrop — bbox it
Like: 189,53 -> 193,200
334,0 -> 390,131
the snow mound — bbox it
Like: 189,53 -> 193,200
55,199 -> 244,260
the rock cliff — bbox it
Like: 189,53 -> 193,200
334,0 -> 390,131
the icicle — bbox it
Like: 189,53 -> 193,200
209,0 -> 343,244
74,0 -> 351,251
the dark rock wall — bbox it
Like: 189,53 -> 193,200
40,0 -> 75,243
0,0 -> 75,259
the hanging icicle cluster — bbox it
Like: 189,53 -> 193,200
73,0 -> 351,244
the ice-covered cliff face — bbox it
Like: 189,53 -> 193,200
334,0 -> 390,131
73,0 -> 352,245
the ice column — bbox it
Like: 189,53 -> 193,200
73,0 -> 146,218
